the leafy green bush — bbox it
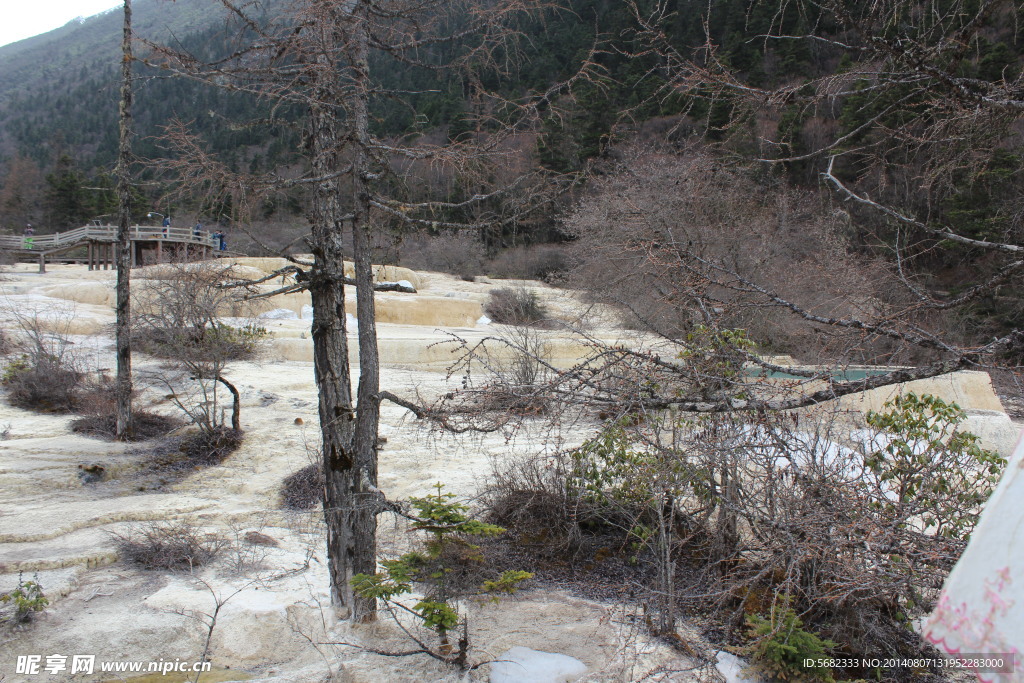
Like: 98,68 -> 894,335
353,484 -> 532,662
677,325 -> 755,400
1,573 -> 49,624
738,597 -> 837,682
865,392 -> 1006,539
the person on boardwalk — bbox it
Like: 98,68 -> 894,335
193,222 -> 202,241
219,231 -> 227,251
23,224 -> 33,250
162,216 -> 170,238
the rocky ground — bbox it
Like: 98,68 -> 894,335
0,261 -> 1017,683
0,262 -> 711,683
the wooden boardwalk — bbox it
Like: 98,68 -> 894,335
0,222 -> 233,272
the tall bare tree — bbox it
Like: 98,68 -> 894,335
115,0 -> 134,440
147,0 -> 579,621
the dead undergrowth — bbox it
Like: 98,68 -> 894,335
110,520 -> 225,571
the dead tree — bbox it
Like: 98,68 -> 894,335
132,263 -> 261,434
145,0 -> 583,622
115,0 -> 134,440
422,150 -> 1017,433
381,0 -> 1024,433
618,0 -> 1024,371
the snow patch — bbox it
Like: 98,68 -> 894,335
377,280 -> 417,292
490,647 -> 587,683
716,651 -> 764,683
477,315 -> 492,326
258,308 -> 299,320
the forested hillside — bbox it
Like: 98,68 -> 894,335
0,0 -> 620,231
4,0 -> 1021,217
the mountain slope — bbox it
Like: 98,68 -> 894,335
0,0 -> 216,100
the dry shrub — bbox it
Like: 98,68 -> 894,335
131,263 -> 267,366
71,411 -> 182,440
178,427 -> 243,466
228,217 -> 307,255
479,453 -> 658,603
398,231 -> 486,280
111,520 -> 225,570
484,455 -> 581,544
114,430 -> 243,493
133,264 -> 264,434
483,287 -> 549,326
435,323 -> 555,422
132,323 -> 265,362
487,243 -> 570,281
1,305 -> 84,413
451,385 -> 550,419
281,463 -> 324,510
564,145 -> 916,363
484,401 -> 998,678
483,450 -> 655,549
69,375 -> 182,440
224,519 -> 278,574
1,355 -> 82,413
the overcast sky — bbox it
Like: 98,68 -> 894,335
0,1 -> 121,49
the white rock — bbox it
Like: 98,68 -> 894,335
962,409 -> 1021,457
490,647 -> 587,683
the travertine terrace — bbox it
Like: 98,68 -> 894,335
0,260 -> 1016,682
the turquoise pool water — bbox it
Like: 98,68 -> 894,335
747,367 -> 892,381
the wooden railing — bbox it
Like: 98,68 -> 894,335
0,223 -> 220,251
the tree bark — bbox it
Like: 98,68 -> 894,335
347,1 -> 380,624
305,11 -> 368,618
114,0 -> 134,440
216,375 -> 241,432
144,0 -> 552,624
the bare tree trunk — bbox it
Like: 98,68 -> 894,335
311,273 -> 361,618
306,32 -> 363,617
114,0 -> 134,440
303,0 -> 380,624
145,0 -> 557,624
347,3 -> 380,624
654,495 -> 677,635
216,376 -> 241,432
